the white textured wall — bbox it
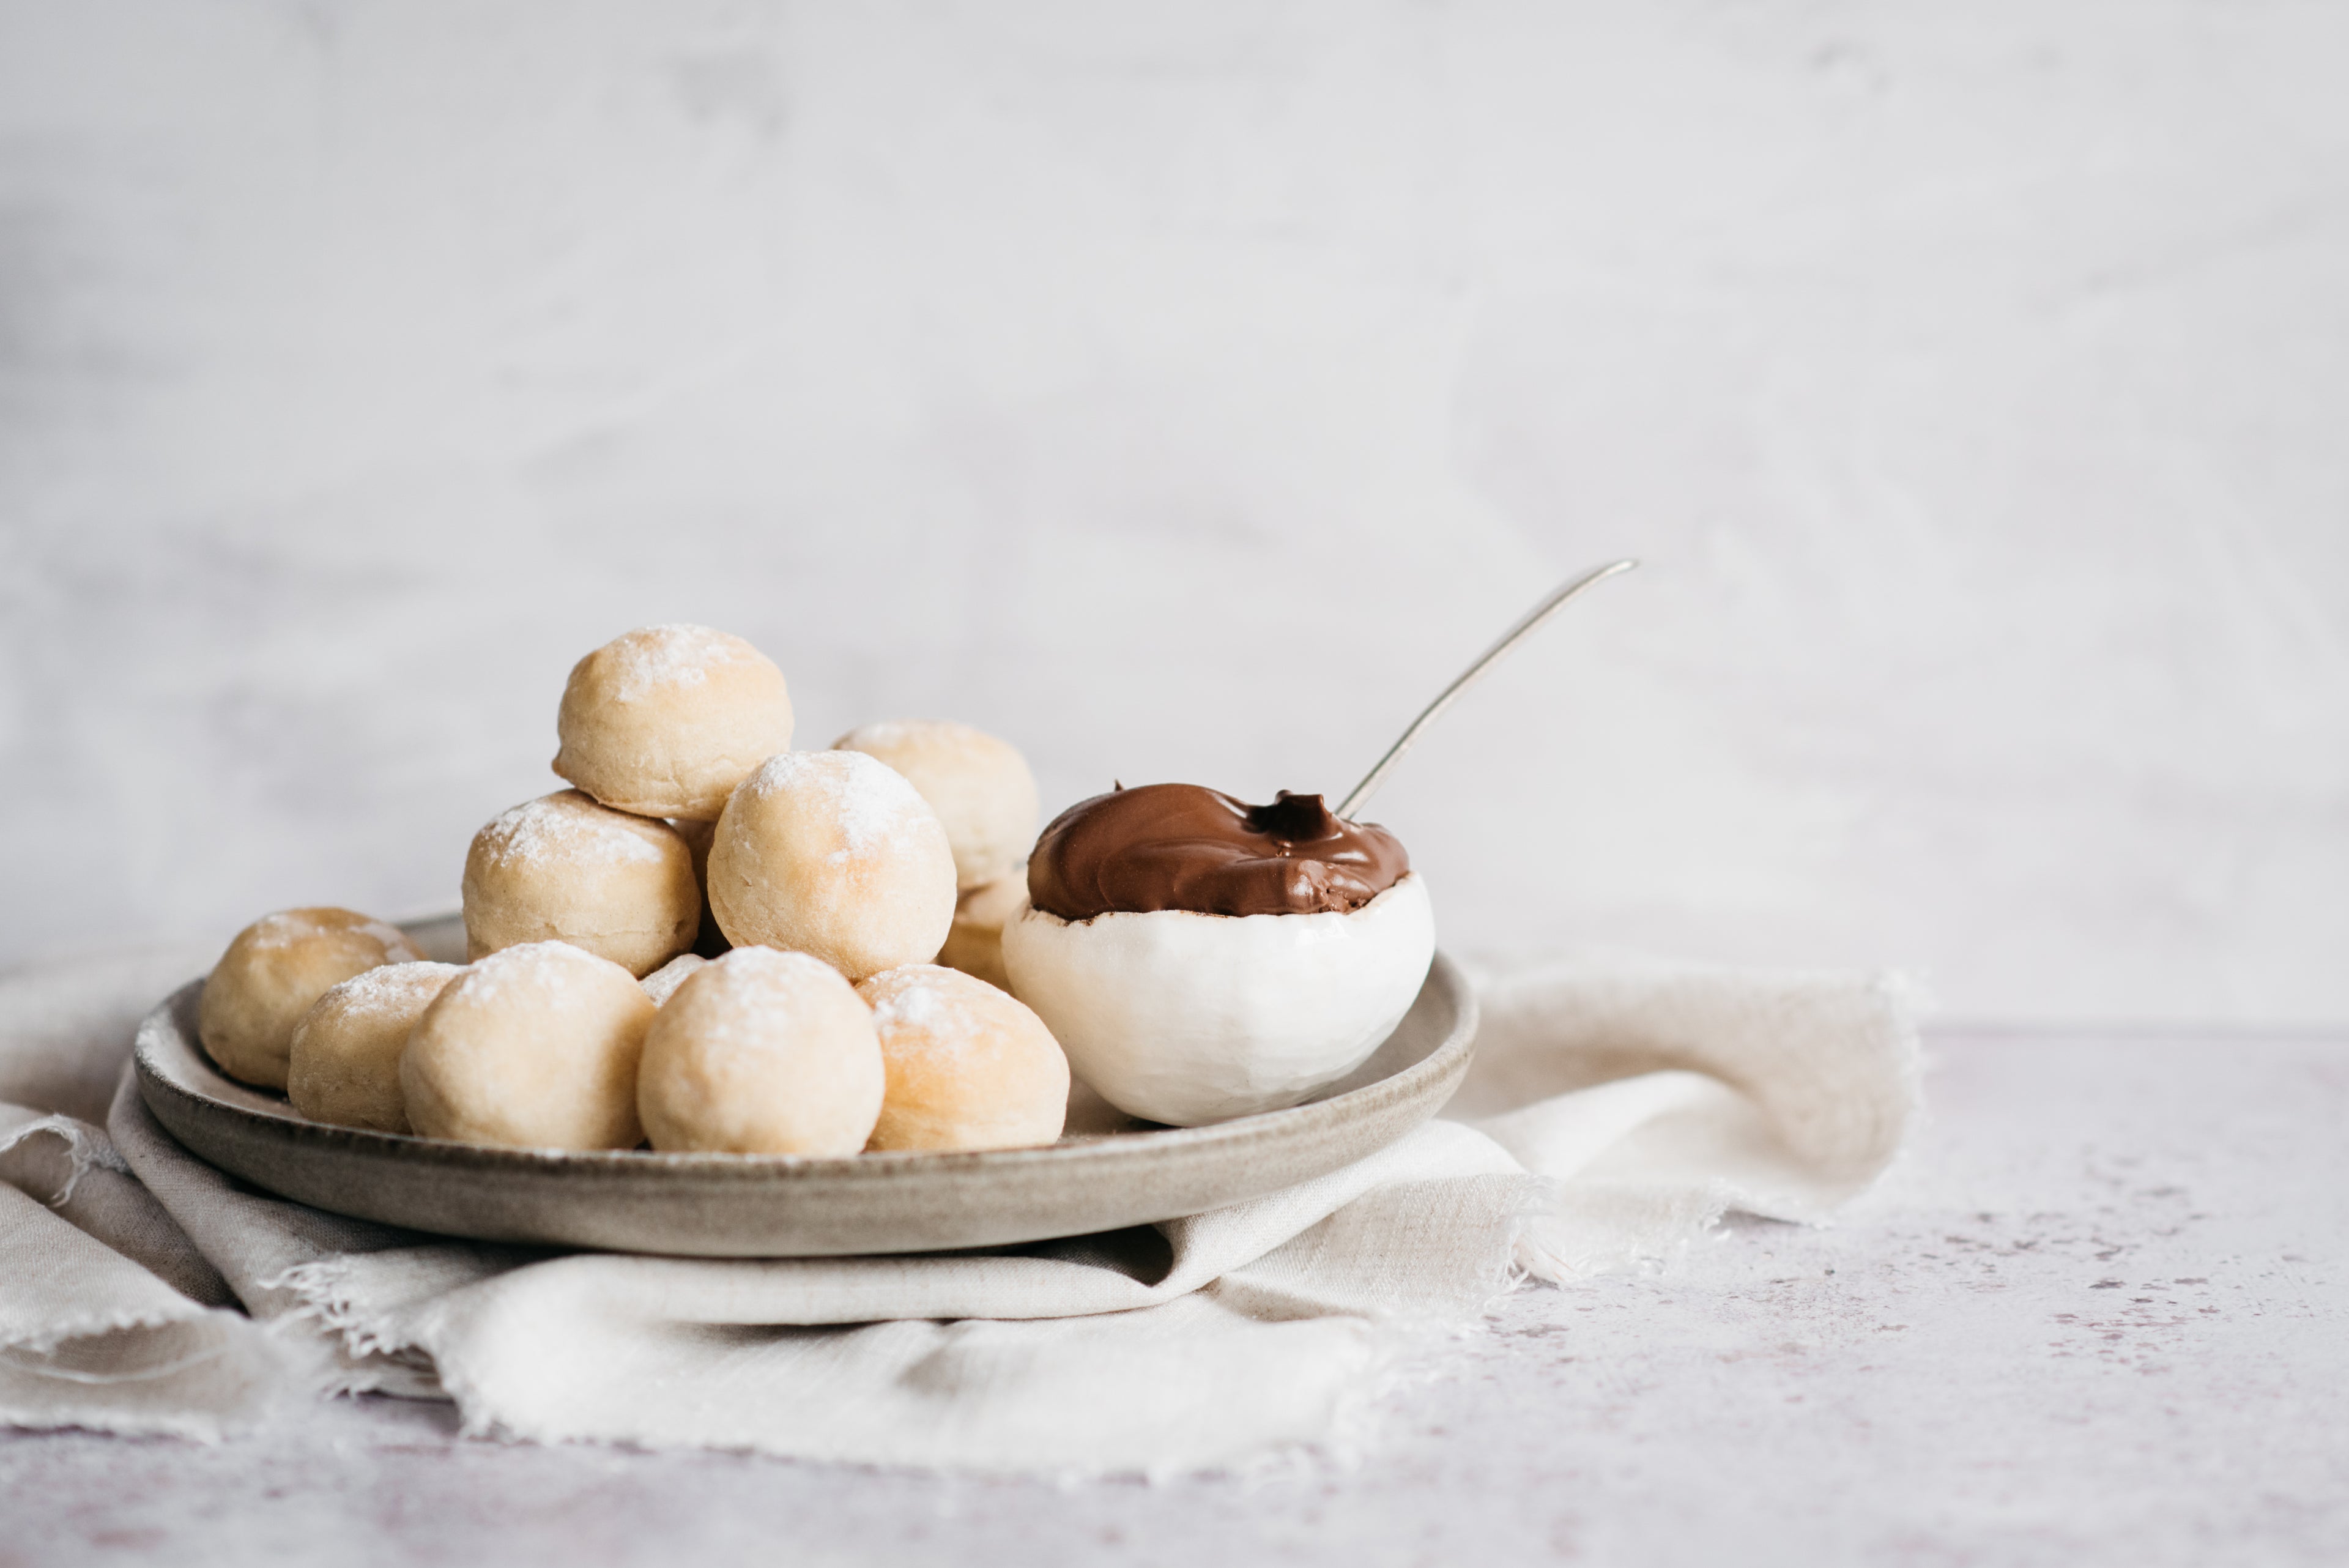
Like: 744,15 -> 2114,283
2,2 -> 2343,1025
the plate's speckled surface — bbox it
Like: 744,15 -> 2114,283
132,922 -> 1475,1257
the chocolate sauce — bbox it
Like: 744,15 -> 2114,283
1027,784 -> 1409,921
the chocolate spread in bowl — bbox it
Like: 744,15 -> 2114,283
1026,784 -> 1409,921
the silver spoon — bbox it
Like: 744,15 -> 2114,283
1335,559 -> 1638,822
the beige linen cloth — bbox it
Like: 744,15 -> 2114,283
1,942 -> 1920,1474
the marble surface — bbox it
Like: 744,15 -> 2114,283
3,2 -> 2347,1027
7,1027 -> 2342,1566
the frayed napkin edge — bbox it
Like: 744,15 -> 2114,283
0,1113 -> 133,1206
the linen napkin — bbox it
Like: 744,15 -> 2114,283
1,943 -> 1919,1473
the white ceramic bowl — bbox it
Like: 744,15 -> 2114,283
1001,873 -> 1436,1126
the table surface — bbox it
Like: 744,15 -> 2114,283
6,1028 -> 2345,1568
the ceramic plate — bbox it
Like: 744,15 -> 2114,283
133,916 -> 1477,1257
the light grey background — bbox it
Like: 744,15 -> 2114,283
2,1 -> 2344,1025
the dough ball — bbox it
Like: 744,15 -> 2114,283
553,624 -> 794,822
401,942 -> 654,1150
637,947 -> 884,1156
856,964 -> 1068,1153
935,869 -> 1028,993
198,908 -> 426,1090
286,962 -> 463,1133
833,720 -> 1040,890
1001,873 -> 1436,1126
640,952 -> 708,1007
462,790 -> 700,977
706,751 -> 956,983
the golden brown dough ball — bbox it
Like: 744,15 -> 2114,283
198,908 -> 426,1090
286,962 -> 463,1133
636,947 -> 884,1156
400,942 -> 654,1150
705,751 -> 956,982
461,790 -> 699,977
552,624 -> 793,822
855,964 -> 1068,1153
833,720 -> 1039,890
935,870 -> 1028,993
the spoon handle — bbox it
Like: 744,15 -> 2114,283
1335,559 -> 1638,822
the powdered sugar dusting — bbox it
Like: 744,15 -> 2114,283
241,908 -> 424,961
837,719 -> 916,749
476,792 -> 670,870
607,624 -> 755,703
316,960 -> 462,1020
666,948 -> 855,1055
450,940 -> 610,1008
243,911 -> 322,951
870,975 -> 948,1031
862,965 -> 1002,1059
743,750 -> 929,864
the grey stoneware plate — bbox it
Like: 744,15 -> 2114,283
133,913 -> 1477,1258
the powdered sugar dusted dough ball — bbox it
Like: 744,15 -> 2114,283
554,624 -> 794,822
462,790 -> 699,977
287,962 -> 463,1134
706,750 -> 956,982
199,908 -> 426,1091
856,964 -> 1067,1153
637,947 -> 884,1156
834,720 -> 1040,890
401,942 -> 655,1150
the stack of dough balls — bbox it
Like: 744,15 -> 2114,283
462,624 -> 796,978
196,623 -> 1072,1159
